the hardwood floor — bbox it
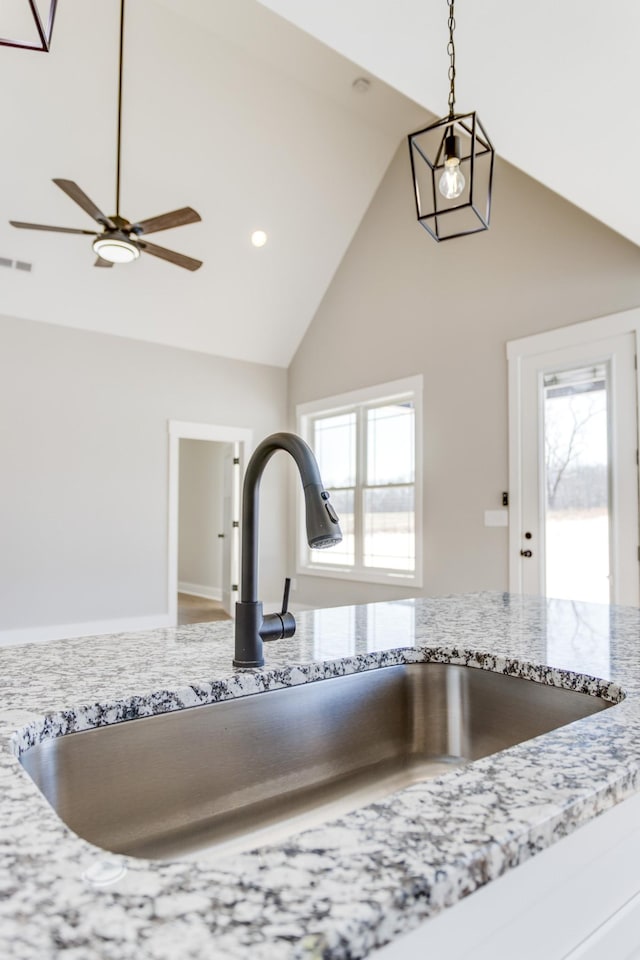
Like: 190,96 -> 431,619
177,593 -> 231,625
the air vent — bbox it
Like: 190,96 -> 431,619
0,258 -> 33,272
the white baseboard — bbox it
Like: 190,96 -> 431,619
0,613 -> 172,648
178,582 -> 222,602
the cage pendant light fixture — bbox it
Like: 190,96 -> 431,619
0,0 -> 57,52
408,0 -> 494,242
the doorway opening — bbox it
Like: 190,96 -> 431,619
177,439 -> 235,624
167,421 -> 252,627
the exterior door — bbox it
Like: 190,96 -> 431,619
515,332 -> 639,605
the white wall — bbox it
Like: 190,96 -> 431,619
178,439 -> 228,597
288,146 -> 640,608
0,315 -> 287,637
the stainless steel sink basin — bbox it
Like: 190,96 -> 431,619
20,664 -> 612,860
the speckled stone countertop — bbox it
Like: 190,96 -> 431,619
2,592 -> 640,960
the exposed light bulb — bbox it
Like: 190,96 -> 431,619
251,230 -> 268,248
438,157 -> 465,200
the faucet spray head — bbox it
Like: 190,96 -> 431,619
305,483 -> 342,549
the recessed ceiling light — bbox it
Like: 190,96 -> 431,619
251,230 -> 268,248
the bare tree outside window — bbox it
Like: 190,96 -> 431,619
543,366 -> 610,603
545,388 -> 607,510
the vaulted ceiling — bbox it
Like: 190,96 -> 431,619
258,0 -> 640,249
1,1 -> 636,368
0,0 -> 426,367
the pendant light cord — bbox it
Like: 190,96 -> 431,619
115,0 -> 125,218
446,0 -> 456,119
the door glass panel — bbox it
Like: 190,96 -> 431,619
543,363 -> 610,603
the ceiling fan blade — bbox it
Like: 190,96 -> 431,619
52,179 -> 116,230
133,207 -> 201,236
10,221 -> 97,236
139,240 -> 203,272
94,257 -> 114,268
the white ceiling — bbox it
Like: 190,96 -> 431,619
4,1 -> 637,369
0,0 -> 427,367
258,0 -> 640,250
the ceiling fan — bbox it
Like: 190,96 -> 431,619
9,0 -> 203,271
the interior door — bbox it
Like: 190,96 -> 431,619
221,443 -> 240,617
517,332 -> 639,605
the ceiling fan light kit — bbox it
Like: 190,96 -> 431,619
9,0 -> 203,271
93,234 -> 140,264
408,0 -> 495,242
1,0 -> 57,52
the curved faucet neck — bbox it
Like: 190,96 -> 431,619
240,432 -> 322,604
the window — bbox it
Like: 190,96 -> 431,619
297,377 -> 422,586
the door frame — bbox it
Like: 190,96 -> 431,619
507,307 -> 640,598
167,420 -> 252,627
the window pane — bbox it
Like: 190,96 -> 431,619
364,485 -> 414,570
313,413 -> 356,488
367,403 -> 414,486
310,488 -> 355,566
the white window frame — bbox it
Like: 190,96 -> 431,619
297,375 -> 423,588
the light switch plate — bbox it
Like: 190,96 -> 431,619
485,509 -> 509,527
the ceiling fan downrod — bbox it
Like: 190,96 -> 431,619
115,0 -> 125,220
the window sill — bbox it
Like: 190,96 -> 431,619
297,563 -> 422,589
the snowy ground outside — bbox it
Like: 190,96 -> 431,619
546,509 -> 609,604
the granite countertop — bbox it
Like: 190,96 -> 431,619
2,592 -> 640,960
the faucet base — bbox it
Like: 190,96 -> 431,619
233,601 -> 265,668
